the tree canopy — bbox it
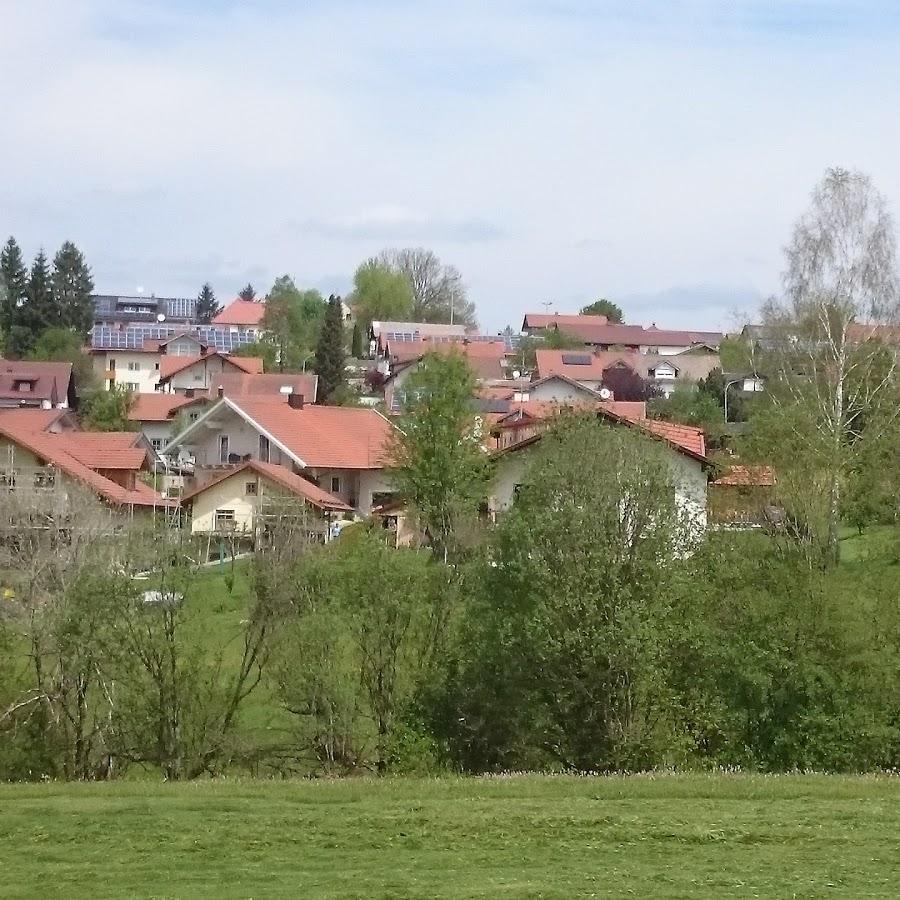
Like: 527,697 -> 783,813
349,259 -> 414,328
260,276 -> 326,372
196,283 -> 221,324
580,298 -> 623,322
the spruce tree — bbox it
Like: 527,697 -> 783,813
314,294 -> 347,403
196,282 -> 221,323
52,241 -> 95,333
350,320 -> 363,358
238,283 -> 256,301
0,237 -> 28,337
11,250 -> 57,356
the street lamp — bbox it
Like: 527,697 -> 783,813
723,377 -> 742,423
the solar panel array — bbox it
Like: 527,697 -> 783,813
91,325 -> 259,353
561,353 -> 594,366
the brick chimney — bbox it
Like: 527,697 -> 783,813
287,392 -> 305,410
217,385 -> 224,399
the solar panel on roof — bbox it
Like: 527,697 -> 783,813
561,353 -> 594,365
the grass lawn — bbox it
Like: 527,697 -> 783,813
1,774 -> 899,899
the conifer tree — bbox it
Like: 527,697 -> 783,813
0,236 -> 27,337
351,320 -> 364,358
196,282 -> 221,323
238,283 -> 256,301
314,294 -> 347,403
52,241 -> 95,333
9,250 -> 55,356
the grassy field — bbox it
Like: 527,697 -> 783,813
1,774 -> 899,899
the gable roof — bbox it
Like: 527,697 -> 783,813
167,397 -> 396,470
181,459 -> 352,512
386,339 -> 510,379
495,406 -> 707,464
522,312 -> 608,329
534,349 -> 607,381
527,317 -> 723,348
129,393 -> 198,422
0,407 -> 73,432
207,372 -> 319,402
158,352 -> 264,382
212,299 -> 267,327
0,359 -> 74,407
0,419 -> 170,507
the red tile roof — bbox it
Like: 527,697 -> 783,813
388,340 -> 510,380
523,312 -> 608,328
0,359 -> 73,407
527,318 -> 722,348
181,459 -> 352,511
158,353 -> 263,381
713,465 -> 775,487
0,419 -> 170,507
207,372 -> 318,402
129,393 -> 197,422
534,349 -> 607,381
214,398 -> 396,470
212,299 -> 267,326
0,408 -> 72,432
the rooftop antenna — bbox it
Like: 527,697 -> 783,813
541,299 -> 554,315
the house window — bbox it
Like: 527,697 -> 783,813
109,358 -> 116,370
259,435 -> 270,462
189,412 -> 199,422
155,362 -> 160,371
219,435 -> 230,463
125,382 -> 139,392
0,470 -> 17,490
34,469 -> 56,489
214,509 -> 235,530
330,476 -> 341,494
151,438 -> 163,451
127,361 -> 141,371
245,481 -> 258,496
194,373 -> 204,382
13,379 -> 34,393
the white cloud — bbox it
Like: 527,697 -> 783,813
2,1 -> 900,329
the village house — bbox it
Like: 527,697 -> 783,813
522,312 -> 723,354
211,298 -> 267,336
164,394 -> 397,515
158,351 -> 264,395
0,360 -> 76,409
488,406 -> 710,531
0,409 -> 171,517
180,458 -> 352,539
708,465 -> 776,527
90,329 -> 264,394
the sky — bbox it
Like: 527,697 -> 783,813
3,0 -> 900,333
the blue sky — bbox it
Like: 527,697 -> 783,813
3,1 -> 900,331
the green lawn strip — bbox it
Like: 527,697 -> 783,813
1,775 -> 898,899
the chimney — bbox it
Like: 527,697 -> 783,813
217,385 -> 224,399
287,392 -> 305,410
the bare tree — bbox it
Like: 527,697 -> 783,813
380,247 -> 477,326
758,167 -> 900,564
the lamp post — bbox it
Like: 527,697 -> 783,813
723,377 -> 742,423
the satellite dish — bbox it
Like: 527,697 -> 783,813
512,370 -> 521,380
157,313 -> 166,323
598,387 -> 612,400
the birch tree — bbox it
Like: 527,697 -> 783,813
757,167 -> 900,565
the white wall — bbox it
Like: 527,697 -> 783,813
93,352 -> 160,393
530,378 -> 598,403
166,357 -> 246,394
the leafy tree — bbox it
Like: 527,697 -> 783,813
757,167 -> 900,566
314,294 -> 347,403
0,236 -> 27,339
80,386 -> 135,432
349,258 -> 413,329
512,330 -> 584,371
350,320 -> 364,358
649,387 -> 727,445
196,282 -> 221,324
439,416 -> 695,771
238,283 -> 256,301
51,241 -> 94,333
380,247 -> 476,327
261,276 -> 326,372
390,352 -> 490,563
232,339 -> 278,373
601,363 -> 661,402
580,298 -> 623,322
29,327 -> 99,397
272,529 -> 442,775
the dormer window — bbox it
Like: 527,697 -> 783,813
13,379 -> 35,393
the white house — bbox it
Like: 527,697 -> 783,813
164,394 -> 397,515
489,408 -> 710,533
